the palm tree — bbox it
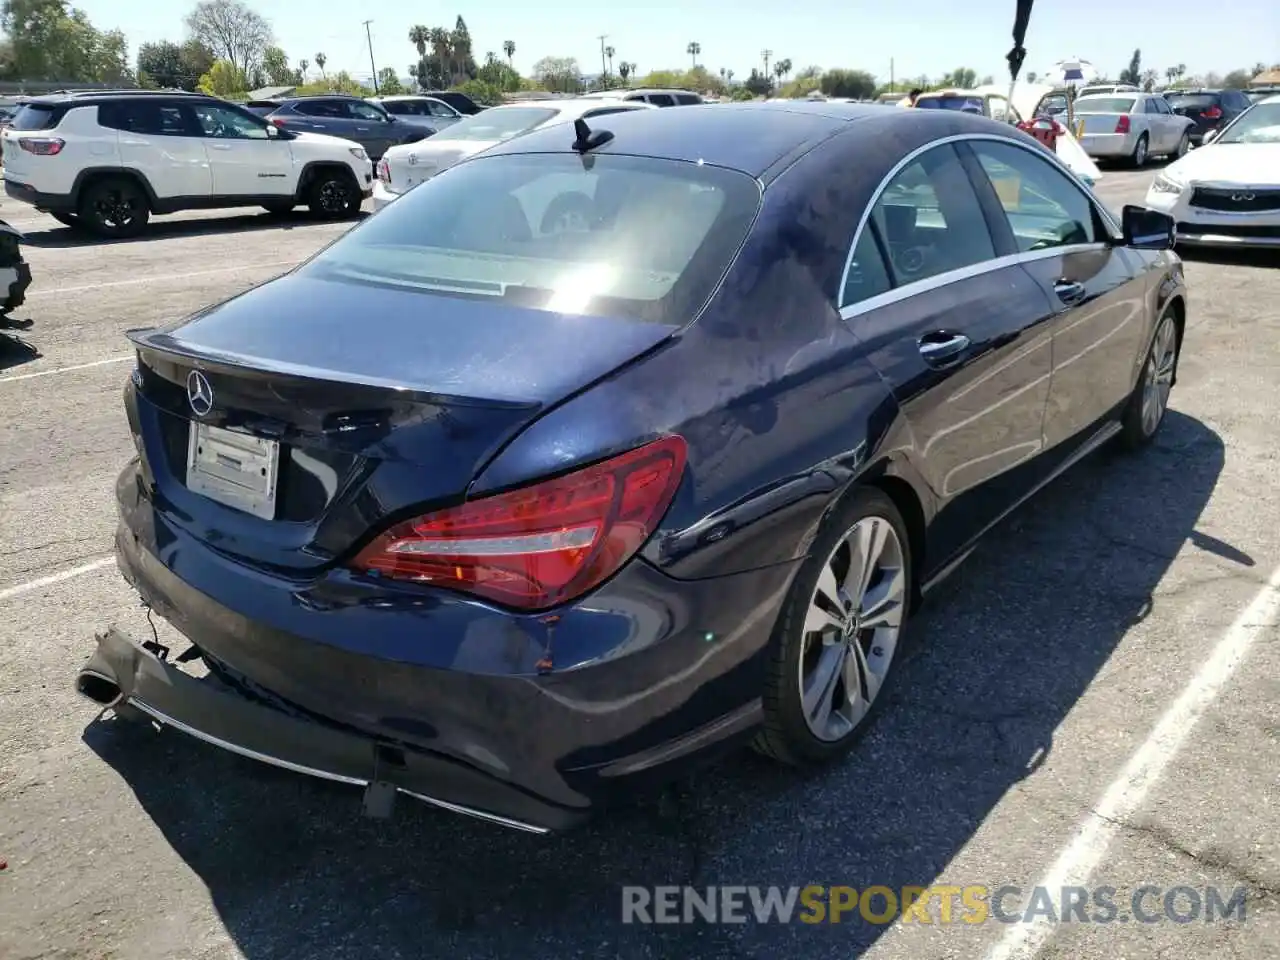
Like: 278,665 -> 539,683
503,40 -> 515,67
409,25 -> 429,58
427,27 -> 451,86
773,61 -> 785,86
726,69 -> 734,84
297,58 -> 308,80
314,52 -> 327,80
687,42 -> 700,69
619,61 -> 631,86
605,45 -> 615,78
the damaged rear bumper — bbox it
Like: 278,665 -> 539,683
77,626 -> 572,833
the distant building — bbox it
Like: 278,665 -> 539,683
247,85 -> 297,100
1250,68 -> 1280,88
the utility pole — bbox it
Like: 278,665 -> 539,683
598,34 -> 609,87
890,57 -> 895,90
363,20 -> 379,94
761,48 -> 772,88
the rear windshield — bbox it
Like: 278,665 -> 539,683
1164,94 -> 1220,109
243,104 -> 277,117
300,153 -> 761,325
381,100 -> 422,115
8,104 -> 61,131
915,96 -> 985,113
440,107 -> 558,141
1074,97 -> 1135,113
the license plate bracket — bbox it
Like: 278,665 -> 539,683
186,421 -> 280,520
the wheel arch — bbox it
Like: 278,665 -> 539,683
70,167 -> 158,211
295,161 -> 358,200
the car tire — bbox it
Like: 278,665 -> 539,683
1173,132 -> 1190,159
262,201 -> 295,215
1118,309 -> 1180,449
306,170 -> 360,219
1130,133 -> 1149,168
754,487 -> 913,767
78,176 -> 150,239
50,211 -> 81,229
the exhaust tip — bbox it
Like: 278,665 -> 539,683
76,670 -> 123,708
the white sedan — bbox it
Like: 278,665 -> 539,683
1144,94 -> 1280,249
372,98 -> 656,211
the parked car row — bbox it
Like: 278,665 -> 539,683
71,98 -> 1192,833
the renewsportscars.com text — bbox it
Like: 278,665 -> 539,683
621,884 -> 1249,925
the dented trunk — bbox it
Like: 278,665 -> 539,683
124,273 -> 676,572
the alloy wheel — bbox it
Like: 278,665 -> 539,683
318,179 -> 350,214
1140,315 -> 1177,436
798,516 -> 906,742
1134,137 -> 1148,166
1176,133 -> 1189,158
95,191 -> 138,230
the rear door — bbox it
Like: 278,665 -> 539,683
342,99 -> 400,158
965,137 -> 1147,450
288,98 -> 355,139
645,94 -> 676,107
838,142 -> 1055,560
99,99 -> 212,200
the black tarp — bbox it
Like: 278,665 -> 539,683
1007,0 -> 1034,81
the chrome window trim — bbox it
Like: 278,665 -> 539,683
836,132 -> 1123,317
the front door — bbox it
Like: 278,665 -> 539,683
188,102 -> 293,198
965,138 -> 1148,449
342,100 -> 399,159
838,142 -> 1054,564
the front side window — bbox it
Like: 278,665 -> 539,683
646,94 -> 676,107
295,100 -> 345,118
299,153 -> 761,326
346,101 -> 390,122
438,107 -> 558,141
969,140 -> 1099,251
426,99 -> 458,118
191,103 -> 269,139
859,143 -> 997,288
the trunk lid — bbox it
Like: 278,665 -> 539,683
128,272 -> 677,572
384,140 -> 492,193
1078,112 -> 1127,134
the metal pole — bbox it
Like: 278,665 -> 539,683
363,20 -> 379,94
598,34 -> 608,88
761,48 -> 772,92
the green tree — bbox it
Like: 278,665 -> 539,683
1222,68 -> 1252,89
686,41 -> 700,69
940,66 -> 977,88
743,67 -> 772,96
314,51 -> 326,78
532,55 -> 580,93
503,40 -> 515,67
820,68 -> 877,99
376,66 -> 404,94
1118,48 -> 1142,86
0,0 -> 130,82
197,58 -> 246,96
184,0 -> 272,79
260,44 -> 292,85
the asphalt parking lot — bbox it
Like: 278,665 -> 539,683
1,165 -> 1277,960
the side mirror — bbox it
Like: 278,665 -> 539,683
1202,128 -> 1218,144
1120,204 -> 1175,250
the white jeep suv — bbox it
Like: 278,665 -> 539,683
2,90 -> 373,238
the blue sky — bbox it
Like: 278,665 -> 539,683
74,0 -> 1280,85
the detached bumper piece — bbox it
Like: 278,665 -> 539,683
77,627 -> 567,834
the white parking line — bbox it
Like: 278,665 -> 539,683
986,560 -> 1280,960
0,556 -> 115,603
25,260 -> 298,298
0,355 -> 131,384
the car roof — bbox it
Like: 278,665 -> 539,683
476,97 -> 656,119
480,100 -> 979,181
18,90 -> 216,107
1259,94 -> 1280,105
371,94 -> 446,101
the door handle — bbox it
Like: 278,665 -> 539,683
207,142 -> 232,151
918,331 -> 971,368
1054,280 -> 1087,305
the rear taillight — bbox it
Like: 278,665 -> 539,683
1114,115 -> 1130,134
351,436 -> 688,610
19,137 -> 64,156
1202,106 -> 1222,120
376,158 -> 390,184
269,117 -> 286,128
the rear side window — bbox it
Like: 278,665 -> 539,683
860,143 -> 996,289
8,104 -> 63,131
646,94 -> 675,107
99,102 -> 192,136
295,100 -> 345,118
915,96 -> 985,113
675,94 -> 701,105
1165,94 -> 1219,110
301,153 -> 761,325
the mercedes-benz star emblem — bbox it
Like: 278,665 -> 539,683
186,370 -> 214,418
1231,192 -> 1256,202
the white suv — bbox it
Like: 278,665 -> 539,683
2,90 -> 373,238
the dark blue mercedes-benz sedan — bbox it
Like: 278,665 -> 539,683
78,101 -> 1187,833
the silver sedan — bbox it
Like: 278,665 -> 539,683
1073,93 -> 1194,166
